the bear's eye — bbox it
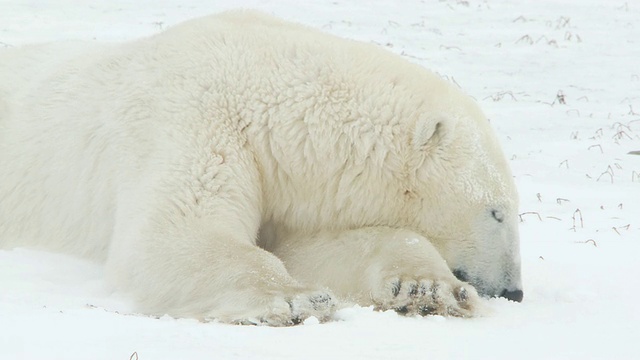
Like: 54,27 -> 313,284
491,209 -> 504,223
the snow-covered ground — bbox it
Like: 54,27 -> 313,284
1,0 -> 639,359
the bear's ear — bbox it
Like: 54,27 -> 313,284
412,115 -> 452,152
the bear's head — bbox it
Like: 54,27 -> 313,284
392,87 -> 523,302
256,52 -> 522,301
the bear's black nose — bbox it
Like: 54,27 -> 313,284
500,289 -> 524,302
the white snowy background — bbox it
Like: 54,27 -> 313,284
1,0 -> 639,359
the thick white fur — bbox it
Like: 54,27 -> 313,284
0,11 -> 521,325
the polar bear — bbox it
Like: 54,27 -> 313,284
0,10 -> 522,325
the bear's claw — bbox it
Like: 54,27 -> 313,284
233,289 -> 337,326
374,277 -> 478,318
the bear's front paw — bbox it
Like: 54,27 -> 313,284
371,277 -> 479,318
232,288 -> 337,326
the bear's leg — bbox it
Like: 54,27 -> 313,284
267,226 -> 480,317
105,147 -> 335,326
